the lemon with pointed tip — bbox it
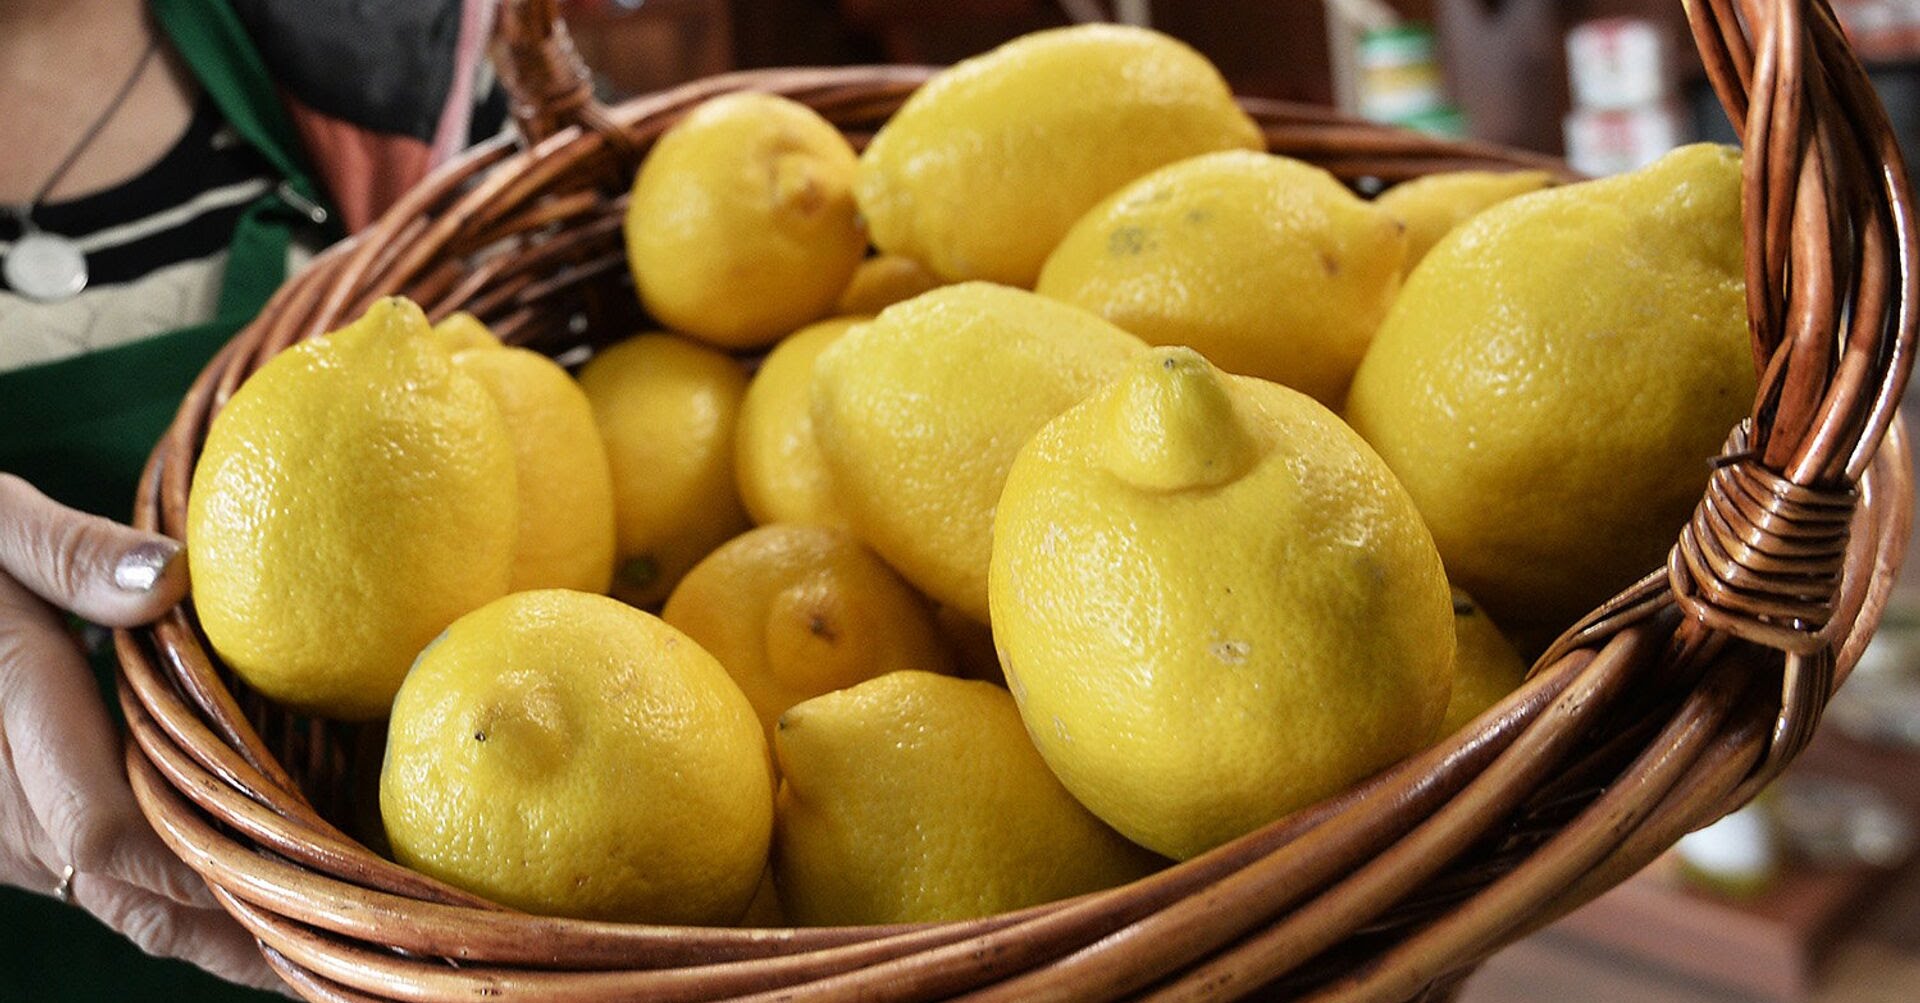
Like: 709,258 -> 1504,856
578,333 -> 751,608
734,317 -> 864,529
774,671 -> 1162,925
381,589 -> 772,924
188,297 -> 517,721
662,524 -> 953,743
856,24 -> 1262,287
1375,169 -> 1556,271
1346,144 -> 1755,633
811,283 -> 1145,621
991,347 -> 1454,860
626,92 -> 865,349
1037,150 -> 1408,407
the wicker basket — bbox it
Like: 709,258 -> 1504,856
117,1 -> 1917,1000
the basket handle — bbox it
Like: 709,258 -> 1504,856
1666,0 -> 1916,659
489,0 -> 638,160
1653,0 -> 1917,782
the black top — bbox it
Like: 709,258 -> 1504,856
0,92 -> 278,293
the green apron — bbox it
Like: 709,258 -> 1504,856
0,1 -> 339,998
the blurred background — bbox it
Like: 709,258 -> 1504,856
557,3 -> 1920,1001
560,0 -> 1920,176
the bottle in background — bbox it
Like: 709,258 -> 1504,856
1563,18 -> 1687,176
1357,22 -> 1466,137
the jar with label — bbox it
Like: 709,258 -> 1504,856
1357,24 -> 1464,136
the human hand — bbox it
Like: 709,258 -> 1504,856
0,474 -> 284,993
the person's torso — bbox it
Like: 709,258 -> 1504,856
0,91 -> 296,372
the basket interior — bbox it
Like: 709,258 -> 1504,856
115,44 -> 1919,1002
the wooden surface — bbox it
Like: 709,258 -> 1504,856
1462,730 -> 1920,1003
1463,402 -> 1920,1003
1547,857 -> 1893,1001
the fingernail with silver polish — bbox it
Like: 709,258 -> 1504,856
114,541 -> 179,593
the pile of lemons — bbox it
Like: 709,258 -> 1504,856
185,24 -> 1754,927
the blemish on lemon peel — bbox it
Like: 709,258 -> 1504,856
1209,639 -> 1252,664
381,590 -> 771,924
990,331 -> 1453,860
661,525 -> 953,745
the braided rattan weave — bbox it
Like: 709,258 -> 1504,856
117,1 -> 1917,999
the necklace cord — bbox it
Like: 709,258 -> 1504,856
19,34 -> 163,217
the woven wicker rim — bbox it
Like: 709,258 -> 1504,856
117,2 -> 1917,1000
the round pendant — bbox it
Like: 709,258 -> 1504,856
4,230 -> 89,303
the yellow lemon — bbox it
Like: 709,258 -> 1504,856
578,333 -> 751,608
774,671 -> 1162,925
1345,145 -> 1755,633
834,254 -> 941,316
626,92 -> 865,349
1038,150 -> 1407,407
1374,169 -> 1556,272
991,348 -> 1454,860
381,589 -> 772,924
450,344 -> 617,593
734,317 -> 864,529
431,311 -> 502,352
811,283 -> 1145,621
662,524 -> 953,743
187,298 -> 516,720
431,311 -> 617,592
1441,590 -> 1529,735
857,24 -> 1262,287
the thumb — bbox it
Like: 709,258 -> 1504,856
0,474 -> 187,627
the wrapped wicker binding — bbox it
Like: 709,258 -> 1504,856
116,1 -> 1917,1000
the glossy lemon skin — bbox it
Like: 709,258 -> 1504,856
810,282 -> 1145,621
662,523 -> 953,744
452,344 -> 617,594
835,254 -> 942,316
1346,144 -> 1755,633
187,298 -> 518,721
381,590 -> 773,924
626,92 -> 865,349
991,348 -> 1454,861
1440,590 -> 1529,735
431,310 -> 502,352
577,333 -> 751,609
734,317 -> 866,530
856,23 -> 1262,288
1039,150 -> 1407,408
773,671 -> 1162,925
1374,169 -> 1556,272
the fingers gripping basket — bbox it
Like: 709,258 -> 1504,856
117,1 -> 1917,1000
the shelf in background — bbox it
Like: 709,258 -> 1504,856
1465,729 -> 1920,1003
